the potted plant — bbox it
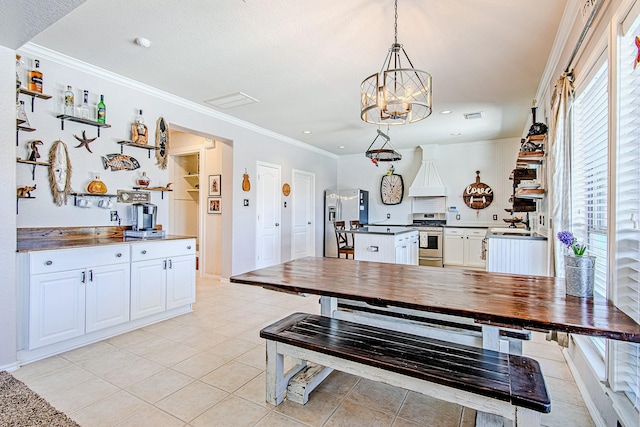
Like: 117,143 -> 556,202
557,231 -> 595,297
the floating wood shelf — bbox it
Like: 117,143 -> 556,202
56,114 -> 111,137
17,158 -> 51,180
132,186 -> 173,199
183,174 -> 199,179
117,141 -> 159,158
18,88 -> 52,112
17,125 -> 36,132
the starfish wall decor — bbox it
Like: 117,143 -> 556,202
74,131 -> 98,153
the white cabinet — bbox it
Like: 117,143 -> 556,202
27,244 -> 130,349
444,228 -> 486,269
130,239 -> 196,320
354,231 -> 418,265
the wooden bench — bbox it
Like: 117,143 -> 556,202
336,300 -> 532,354
261,313 -> 550,427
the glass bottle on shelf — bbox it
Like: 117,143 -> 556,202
17,100 -> 30,127
78,90 -> 91,120
132,109 -> 148,144
64,86 -> 75,116
136,171 -> 150,188
87,174 -> 107,194
28,59 -> 43,93
97,94 -> 106,123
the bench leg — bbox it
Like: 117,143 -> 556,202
476,412 -> 504,427
508,337 -> 523,355
265,340 -> 307,406
482,325 -> 500,351
287,363 -> 333,404
320,296 -> 337,317
515,407 -> 540,427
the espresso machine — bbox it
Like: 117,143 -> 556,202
126,203 -> 164,238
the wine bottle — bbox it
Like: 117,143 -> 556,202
97,94 -> 106,123
28,59 -> 43,93
64,86 -> 75,116
78,90 -> 91,120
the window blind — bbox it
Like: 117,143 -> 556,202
572,61 -> 609,302
611,12 -> 640,411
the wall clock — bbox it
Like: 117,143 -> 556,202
380,173 -> 404,205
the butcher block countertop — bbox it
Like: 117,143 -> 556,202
17,226 -> 194,252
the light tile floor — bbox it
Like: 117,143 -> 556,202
13,277 -> 595,427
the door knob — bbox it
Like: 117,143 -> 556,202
307,222 -> 311,225
275,223 -> 280,227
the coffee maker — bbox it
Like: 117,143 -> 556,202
131,203 -> 157,231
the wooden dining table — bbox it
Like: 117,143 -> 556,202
230,257 -> 640,344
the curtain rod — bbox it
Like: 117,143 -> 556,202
564,0 -> 605,73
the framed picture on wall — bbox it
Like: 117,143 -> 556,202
208,197 -> 221,214
209,174 -> 221,196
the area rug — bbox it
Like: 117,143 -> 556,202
0,371 -> 80,426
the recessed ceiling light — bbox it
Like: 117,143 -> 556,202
450,132 -> 462,136
463,111 -> 484,120
440,110 -> 452,115
134,37 -> 151,48
302,130 -> 312,134
338,145 -> 346,149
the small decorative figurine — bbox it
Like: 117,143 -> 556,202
17,185 -> 36,198
132,109 -> 148,145
155,116 -> 169,169
102,154 -> 141,171
74,131 -> 98,153
49,140 -> 72,206
28,140 -> 43,161
242,169 -> 251,191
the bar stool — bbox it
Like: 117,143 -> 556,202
350,220 -> 360,230
334,221 -> 354,259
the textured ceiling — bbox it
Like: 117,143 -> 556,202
9,0 -> 567,155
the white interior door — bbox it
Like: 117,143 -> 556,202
256,162 -> 281,268
291,169 -> 315,259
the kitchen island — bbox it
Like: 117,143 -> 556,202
345,226 -> 418,265
485,228 -> 548,275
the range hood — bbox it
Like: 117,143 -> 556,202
408,145 -> 447,197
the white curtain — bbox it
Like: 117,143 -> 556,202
549,73 -> 574,277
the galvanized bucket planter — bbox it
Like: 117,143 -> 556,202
565,255 -> 596,297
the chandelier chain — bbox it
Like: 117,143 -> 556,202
394,0 -> 398,45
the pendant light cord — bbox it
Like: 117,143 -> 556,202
394,0 -> 398,45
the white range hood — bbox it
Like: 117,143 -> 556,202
408,145 -> 447,197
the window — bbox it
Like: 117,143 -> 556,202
572,58 -> 609,358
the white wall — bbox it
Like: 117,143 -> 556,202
0,46 -> 18,370
337,139 -> 520,227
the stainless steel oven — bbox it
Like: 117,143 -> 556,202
415,226 -> 443,267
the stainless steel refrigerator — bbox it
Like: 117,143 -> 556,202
324,189 -> 369,257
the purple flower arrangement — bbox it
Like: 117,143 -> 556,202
557,231 -> 587,256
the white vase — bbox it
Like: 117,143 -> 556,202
564,255 -> 595,297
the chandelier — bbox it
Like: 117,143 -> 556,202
360,0 -> 432,125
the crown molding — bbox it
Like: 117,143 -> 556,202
18,43 -> 338,160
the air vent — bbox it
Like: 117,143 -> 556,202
463,111 -> 484,120
204,92 -> 259,109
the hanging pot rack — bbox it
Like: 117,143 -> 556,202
365,129 -> 402,163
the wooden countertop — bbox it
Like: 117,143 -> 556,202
17,226 -> 194,252
231,257 -> 640,343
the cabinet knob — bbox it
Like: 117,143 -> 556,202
116,253 -> 122,257
187,246 -> 192,250
141,250 -> 147,254
45,260 -> 53,266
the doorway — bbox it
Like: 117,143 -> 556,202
168,152 -> 200,268
291,169 -> 315,259
256,161 -> 281,269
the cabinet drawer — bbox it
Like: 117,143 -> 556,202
130,239 -> 196,262
30,244 -> 130,275
465,229 -> 486,237
444,228 -> 464,236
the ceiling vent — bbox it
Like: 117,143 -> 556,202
463,111 -> 484,120
204,92 -> 259,109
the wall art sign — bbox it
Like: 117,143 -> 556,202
462,170 -> 493,210
208,197 -> 221,214
117,190 -> 150,203
209,174 -> 221,196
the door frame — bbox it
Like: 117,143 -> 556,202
291,169 -> 316,259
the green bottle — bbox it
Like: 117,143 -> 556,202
97,94 -> 106,123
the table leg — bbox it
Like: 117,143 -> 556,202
481,325 -> 500,351
320,296 -> 337,317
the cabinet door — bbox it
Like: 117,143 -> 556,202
131,259 -> 167,320
86,263 -> 131,333
464,236 -> 486,268
166,255 -> 196,310
29,269 -> 85,349
410,235 -> 419,266
444,236 -> 464,266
